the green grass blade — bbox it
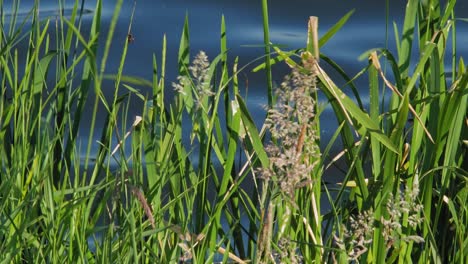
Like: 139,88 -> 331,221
178,14 -> 190,76
318,9 -> 355,47
261,0 -> 273,107
398,0 -> 418,78
236,94 -> 269,168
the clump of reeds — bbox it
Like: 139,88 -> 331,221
257,55 -> 321,263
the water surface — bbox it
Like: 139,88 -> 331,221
4,0 -> 468,161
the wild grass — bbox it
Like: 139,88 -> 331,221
0,0 -> 467,263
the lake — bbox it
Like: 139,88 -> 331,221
4,0 -> 468,163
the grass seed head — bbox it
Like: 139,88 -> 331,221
260,58 -> 320,199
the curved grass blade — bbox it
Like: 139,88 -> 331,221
318,9 -> 354,47
236,94 -> 269,168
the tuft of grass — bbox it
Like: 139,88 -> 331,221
0,0 -> 466,263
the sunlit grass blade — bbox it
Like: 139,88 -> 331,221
260,0 -> 273,107
398,0 -> 417,78
318,9 -> 354,47
236,94 -> 269,168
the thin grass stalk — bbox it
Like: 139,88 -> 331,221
197,54 -> 231,260
261,0 -> 273,108
369,54 -> 382,184
143,38 -> 167,258
305,19 -> 324,261
52,0 -> 82,187
174,15 -> 192,236
64,0 -> 101,178
86,0 -> 124,189
210,16 -> 246,255
7,0 -> 20,38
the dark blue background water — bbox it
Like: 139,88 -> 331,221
110,0 -> 467,159
4,0 -> 468,161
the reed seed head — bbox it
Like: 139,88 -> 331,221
259,58 -> 320,199
173,50 -> 214,100
338,181 -> 424,260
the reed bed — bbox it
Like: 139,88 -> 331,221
0,0 -> 466,263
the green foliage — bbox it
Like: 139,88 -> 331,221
0,0 -> 466,263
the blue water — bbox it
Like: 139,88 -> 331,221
114,0 -> 467,169
3,0 -> 468,177
3,0 -> 467,167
